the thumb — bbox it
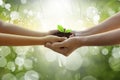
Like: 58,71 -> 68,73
58,37 -> 67,42
52,41 -> 65,48
44,42 -> 52,48
51,37 -> 67,42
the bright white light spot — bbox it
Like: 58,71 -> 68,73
0,57 -> 7,67
109,56 -> 120,71
89,47 -> 100,55
24,70 -> 40,80
82,75 -> 97,80
78,47 -> 89,57
43,0 -> 71,18
23,9 -> 34,17
74,19 -> 86,31
21,0 -> 27,4
45,50 -> 57,62
0,0 -> 3,6
15,57 -> 24,67
5,3 -> 11,11
28,10 -> 33,16
37,0 -> 73,31
58,54 -> 67,67
10,11 -> 19,20
86,6 -> 99,24
24,59 -> 33,70
93,14 -> 100,24
13,46 -> 31,56
7,61 -> 16,72
86,7 -> 98,18
65,52 -> 83,71
2,73 -> 17,80
112,47 -> 120,58
0,46 -> 11,57
23,9 -> 28,14
101,48 -> 109,55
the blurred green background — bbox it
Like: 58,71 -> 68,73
0,0 -> 120,80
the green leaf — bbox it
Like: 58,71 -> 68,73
57,25 -> 65,32
65,29 -> 72,33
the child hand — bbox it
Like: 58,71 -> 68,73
43,35 -> 67,44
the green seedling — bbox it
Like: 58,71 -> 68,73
57,25 -> 72,33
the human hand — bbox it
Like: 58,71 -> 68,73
43,35 -> 67,45
45,37 -> 83,56
70,30 -> 87,37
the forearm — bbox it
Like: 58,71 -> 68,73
78,12 -> 120,36
0,33 -> 47,46
79,29 -> 120,46
0,20 -> 48,37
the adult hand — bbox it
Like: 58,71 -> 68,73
45,37 -> 83,56
70,30 -> 87,37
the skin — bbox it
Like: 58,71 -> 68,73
45,12 -> 120,56
74,12 -> 120,36
0,20 -> 58,37
0,20 -> 65,46
45,37 -> 80,56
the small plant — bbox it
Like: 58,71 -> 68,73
57,25 -> 72,33
52,25 -> 72,38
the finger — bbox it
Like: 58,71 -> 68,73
70,34 -> 75,37
45,42 -> 60,52
53,47 -> 69,56
60,48 -> 70,56
45,43 -> 70,56
52,38 -> 69,48
58,37 -> 67,41
45,42 -> 65,53
45,41 -> 71,55
51,37 -> 67,43
52,42 -> 65,48
46,35 -> 66,43
45,43 -> 64,54
44,42 -> 52,48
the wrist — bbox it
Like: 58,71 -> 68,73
78,36 -> 94,46
36,32 -> 49,37
74,37 -> 86,47
74,30 -> 90,36
42,32 -> 48,36
39,37 -> 48,44
31,37 -> 47,45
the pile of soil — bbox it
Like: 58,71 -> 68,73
52,32 -> 72,38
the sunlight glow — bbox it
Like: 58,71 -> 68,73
32,0 -> 89,31
1,0 -> 120,80
0,0 -> 3,6
37,0 -> 73,31
86,6 -> 100,24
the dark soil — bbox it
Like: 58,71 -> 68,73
52,32 -> 72,38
